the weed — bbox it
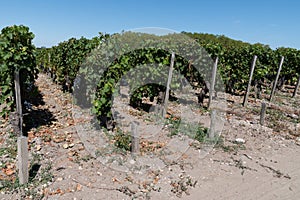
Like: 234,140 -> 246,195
165,115 -> 181,137
222,143 -> 245,153
212,136 -> 246,153
30,152 -> 42,164
266,108 -> 289,131
0,147 -> 8,157
0,177 -> 21,192
80,155 -> 93,162
39,162 -> 54,184
166,115 -> 208,142
113,129 -> 131,152
194,126 -> 209,143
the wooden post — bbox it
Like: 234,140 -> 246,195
14,70 -> 23,136
260,101 -> 267,126
270,56 -> 284,102
14,70 -> 28,184
47,53 -> 51,75
17,136 -> 29,184
131,121 -> 139,156
243,55 -> 257,107
162,52 -> 175,118
209,109 -> 216,138
292,73 -> 300,98
48,53 -> 50,63
208,57 -> 218,109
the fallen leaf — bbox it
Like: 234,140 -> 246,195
153,177 -> 159,184
64,188 -> 72,193
68,150 -> 78,157
43,188 -> 49,196
55,188 -> 64,195
112,177 -> 121,183
76,183 -> 82,191
4,168 -> 15,176
53,135 -> 65,143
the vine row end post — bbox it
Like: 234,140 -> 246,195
14,70 -> 29,184
162,52 -> 175,118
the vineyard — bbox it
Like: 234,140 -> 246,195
0,25 -> 300,199
38,32 -> 300,92
1,26 -> 300,122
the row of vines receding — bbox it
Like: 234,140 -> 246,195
36,31 -> 300,120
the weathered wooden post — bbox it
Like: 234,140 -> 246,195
270,56 -> 284,102
131,121 -> 139,156
47,53 -> 51,76
162,52 -> 175,118
292,73 -> 300,98
209,109 -> 216,139
260,101 -> 267,126
15,70 -> 28,184
208,57 -> 218,109
243,55 -> 257,107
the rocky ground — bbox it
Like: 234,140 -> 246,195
0,73 -> 300,200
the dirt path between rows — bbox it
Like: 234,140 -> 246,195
1,73 -> 300,200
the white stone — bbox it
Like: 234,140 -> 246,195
235,138 -> 245,144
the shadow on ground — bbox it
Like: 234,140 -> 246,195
22,85 -> 57,135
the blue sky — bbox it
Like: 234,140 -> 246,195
1,0 -> 299,49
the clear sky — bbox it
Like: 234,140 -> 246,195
1,0 -> 299,49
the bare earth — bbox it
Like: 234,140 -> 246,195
1,73 -> 300,200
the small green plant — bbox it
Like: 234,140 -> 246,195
0,132 -> 17,159
39,162 -> 53,184
166,116 -> 208,142
113,129 -> 131,152
0,177 -> 21,193
165,115 -> 181,137
221,145 -> 245,153
194,126 -> 209,142
266,108 -> 289,132
0,147 -> 8,157
214,137 -> 246,153
80,155 -> 93,162
30,152 -> 42,165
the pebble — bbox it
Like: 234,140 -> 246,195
68,143 -> 74,148
288,113 -> 298,119
97,172 -> 102,176
57,177 -> 63,181
36,145 -> 42,151
235,138 -> 245,144
129,159 -> 136,165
